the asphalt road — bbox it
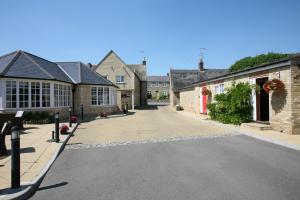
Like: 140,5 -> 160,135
30,135 -> 300,200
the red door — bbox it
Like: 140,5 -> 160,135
202,87 -> 207,114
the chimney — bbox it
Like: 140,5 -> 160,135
199,58 -> 204,72
167,73 -> 169,76
142,57 -> 146,65
87,63 -> 93,68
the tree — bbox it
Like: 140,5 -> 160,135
229,53 -> 290,72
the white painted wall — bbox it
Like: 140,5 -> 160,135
249,78 -> 257,121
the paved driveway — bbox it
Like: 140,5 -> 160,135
31,135 -> 300,200
68,105 -> 233,145
30,106 -> 300,199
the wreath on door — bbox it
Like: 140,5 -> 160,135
201,88 -> 211,96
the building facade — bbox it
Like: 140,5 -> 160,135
179,55 -> 300,135
147,76 -> 170,99
169,59 -> 228,106
0,50 -> 118,120
93,50 -> 147,110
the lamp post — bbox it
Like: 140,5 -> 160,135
69,107 -> 72,128
80,104 -> 83,121
11,126 -> 20,189
54,112 -> 59,143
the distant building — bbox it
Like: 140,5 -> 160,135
93,50 -> 147,110
147,76 -> 170,99
169,58 -> 228,106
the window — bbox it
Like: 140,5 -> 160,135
54,83 -> 71,107
31,82 -> 40,107
215,83 -> 224,95
116,75 -> 125,83
91,86 -> 113,106
97,87 -> 103,105
147,91 -> 152,95
104,87 -> 109,105
148,83 -> 152,88
162,91 -> 168,96
54,84 -> 59,107
155,82 -> 159,87
19,81 -> 29,108
91,87 -> 97,105
42,83 -> 50,107
6,80 -> 17,108
162,83 -> 168,88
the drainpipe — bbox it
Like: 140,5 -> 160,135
72,86 -> 76,114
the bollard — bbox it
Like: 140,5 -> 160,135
54,112 -> 60,143
52,131 -> 55,140
69,107 -> 72,128
11,126 -> 20,189
80,104 -> 83,121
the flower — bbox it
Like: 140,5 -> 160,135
201,88 -> 211,96
100,111 -> 108,117
263,79 -> 284,93
71,116 -> 78,123
60,124 -> 69,134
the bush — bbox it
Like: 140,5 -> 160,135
207,82 -> 254,125
229,53 -> 290,72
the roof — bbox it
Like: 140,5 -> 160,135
57,62 -> 116,87
127,64 -> 147,81
179,54 -> 300,91
94,50 -> 126,70
147,76 -> 169,82
170,68 -> 228,92
0,50 -> 73,83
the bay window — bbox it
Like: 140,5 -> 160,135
5,80 -> 71,109
91,86 -> 115,106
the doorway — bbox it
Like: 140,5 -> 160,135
256,77 -> 269,122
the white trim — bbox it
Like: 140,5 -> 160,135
249,78 -> 257,121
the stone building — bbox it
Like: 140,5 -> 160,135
179,55 -> 300,135
0,50 -> 118,120
147,76 -> 170,99
169,59 -> 228,106
93,50 -> 147,110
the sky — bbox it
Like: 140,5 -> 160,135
0,0 -> 299,75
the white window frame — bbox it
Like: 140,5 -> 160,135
3,79 -> 72,110
91,86 -> 116,106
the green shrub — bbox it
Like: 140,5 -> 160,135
207,82 -> 254,125
229,52 -> 290,72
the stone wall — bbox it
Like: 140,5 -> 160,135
291,60 -> 300,134
140,81 -> 148,107
179,89 -> 195,112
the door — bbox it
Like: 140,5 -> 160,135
256,77 -> 269,121
202,87 -> 207,114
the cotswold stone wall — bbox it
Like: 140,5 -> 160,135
179,89 -> 195,112
268,66 -> 292,134
291,61 -> 300,134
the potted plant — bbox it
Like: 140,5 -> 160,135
100,111 -> 108,118
60,124 -> 69,135
201,88 -> 211,96
263,79 -> 284,93
71,115 -> 78,123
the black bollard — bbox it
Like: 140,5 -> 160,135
54,112 -> 60,143
69,107 -> 72,128
80,104 -> 83,121
11,126 -> 20,189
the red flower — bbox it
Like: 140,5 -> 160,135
71,116 -> 78,123
60,124 -> 69,134
201,88 -> 211,96
263,79 -> 284,93
100,111 -> 108,117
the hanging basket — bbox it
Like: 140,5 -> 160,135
263,79 -> 284,93
201,88 -> 211,96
